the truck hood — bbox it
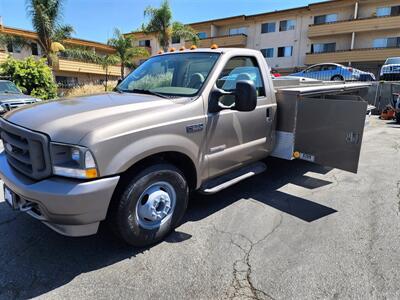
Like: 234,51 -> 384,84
3,92 -> 176,144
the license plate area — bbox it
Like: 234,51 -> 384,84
3,185 -> 18,210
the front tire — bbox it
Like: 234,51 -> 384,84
331,75 -> 344,81
112,163 -> 189,247
396,112 -> 400,124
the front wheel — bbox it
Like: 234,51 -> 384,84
331,75 -> 344,81
396,112 -> 400,124
111,163 -> 189,247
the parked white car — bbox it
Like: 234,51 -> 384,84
380,57 -> 400,81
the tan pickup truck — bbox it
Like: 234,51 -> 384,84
0,48 -> 369,246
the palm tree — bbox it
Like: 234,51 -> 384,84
26,0 -> 74,66
99,54 -> 119,91
107,28 -> 149,79
142,0 -> 198,52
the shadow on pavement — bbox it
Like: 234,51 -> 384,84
0,157 -> 336,299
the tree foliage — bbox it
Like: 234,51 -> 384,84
142,0 -> 198,51
107,28 -> 149,78
0,34 -> 30,51
0,56 -> 57,99
26,0 -> 74,65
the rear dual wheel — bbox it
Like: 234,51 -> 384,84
111,164 -> 189,247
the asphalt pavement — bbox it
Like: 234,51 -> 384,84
0,117 -> 399,299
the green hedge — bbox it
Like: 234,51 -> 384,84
0,56 -> 57,100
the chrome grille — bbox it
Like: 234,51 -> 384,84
0,118 -> 51,180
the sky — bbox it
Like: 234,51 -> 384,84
0,0 -> 326,43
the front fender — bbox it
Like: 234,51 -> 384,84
98,133 -> 203,186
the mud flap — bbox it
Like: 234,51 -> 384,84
294,97 -> 367,173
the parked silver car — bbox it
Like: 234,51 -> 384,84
0,80 -> 41,114
380,57 -> 400,81
291,63 -> 375,81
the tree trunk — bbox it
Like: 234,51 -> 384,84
105,66 -> 108,92
120,63 -> 125,79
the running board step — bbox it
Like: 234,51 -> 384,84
200,162 -> 267,194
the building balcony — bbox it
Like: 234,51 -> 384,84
53,58 -> 121,77
305,47 -> 400,65
185,34 -> 247,48
308,15 -> 400,38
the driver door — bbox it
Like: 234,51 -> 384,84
205,55 -> 275,178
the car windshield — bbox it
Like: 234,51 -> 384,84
385,57 -> 400,65
117,52 -> 220,97
0,81 -> 21,94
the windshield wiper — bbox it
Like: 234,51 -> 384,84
121,88 -> 171,99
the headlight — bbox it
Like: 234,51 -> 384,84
50,142 -> 98,179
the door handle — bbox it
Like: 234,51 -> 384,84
266,108 -> 272,122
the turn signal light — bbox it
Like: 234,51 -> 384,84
293,151 -> 300,159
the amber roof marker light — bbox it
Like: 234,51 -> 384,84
190,45 -> 197,50
210,44 -> 218,49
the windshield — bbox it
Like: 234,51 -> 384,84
385,57 -> 400,65
118,52 -> 220,97
0,81 -> 21,94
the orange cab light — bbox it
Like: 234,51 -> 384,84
210,44 -> 218,49
179,46 -> 186,51
169,47 -> 176,52
157,50 -> 164,55
190,45 -> 197,50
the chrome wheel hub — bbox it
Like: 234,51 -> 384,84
135,182 -> 176,229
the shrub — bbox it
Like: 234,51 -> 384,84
0,56 -> 57,100
64,81 -> 117,98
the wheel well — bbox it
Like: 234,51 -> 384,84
120,151 -> 198,191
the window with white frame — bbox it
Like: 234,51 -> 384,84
277,46 -> 293,57
261,22 -> 276,34
229,27 -> 247,35
314,14 -> 338,25
261,48 -> 274,58
279,20 -> 296,31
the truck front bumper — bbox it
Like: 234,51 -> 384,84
0,153 -> 120,237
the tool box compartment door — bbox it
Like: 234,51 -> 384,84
294,97 -> 367,173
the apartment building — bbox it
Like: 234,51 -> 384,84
128,0 -> 400,75
0,24 -> 121,85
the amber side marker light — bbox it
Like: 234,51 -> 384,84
210,44 -> 219,49
190,45 -> 197,50
293,151 -> 300,159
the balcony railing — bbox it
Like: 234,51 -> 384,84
53,57 -> 121,77
185,33 -> 247,48
0,51 -> 7,64
308,15 -> 400,37
305,46 -> 400,64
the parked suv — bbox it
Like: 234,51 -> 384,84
380,57 -> 400,81
291,63 -> 375,81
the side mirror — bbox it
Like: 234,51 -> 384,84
209,80 -> 257,113
235,80 -> 257,112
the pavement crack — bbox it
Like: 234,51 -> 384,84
213,215 -> 282,300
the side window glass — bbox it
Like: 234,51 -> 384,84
216,56 -> 266,104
